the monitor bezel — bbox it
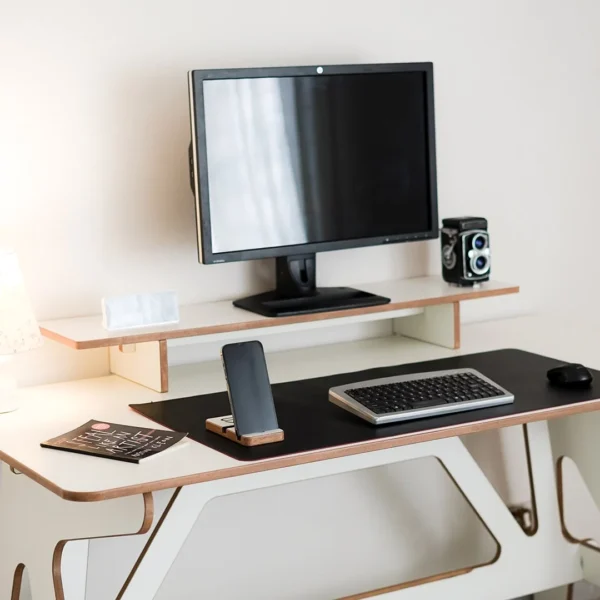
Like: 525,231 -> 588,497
188,62 -> 439,264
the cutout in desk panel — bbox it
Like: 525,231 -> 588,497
558,455 -> 600,547
152,458 -> 498,600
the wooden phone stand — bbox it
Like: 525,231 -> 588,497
205,415 -> 284,447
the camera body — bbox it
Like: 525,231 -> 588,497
441,217 -> 490,286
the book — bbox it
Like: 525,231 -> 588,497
41,419 -> 188,464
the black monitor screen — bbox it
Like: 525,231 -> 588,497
197,68 -> 436,258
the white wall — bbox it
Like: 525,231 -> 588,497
7,0 -> 600,328
2,0 -> 600,597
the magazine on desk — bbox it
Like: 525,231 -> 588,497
41,420 -> 188,464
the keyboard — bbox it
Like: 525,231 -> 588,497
328,368 -> 514,425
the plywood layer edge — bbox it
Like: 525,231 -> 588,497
39,277 -> 519,350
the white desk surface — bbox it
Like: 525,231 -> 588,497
0,313 -> 595,502
39,277 -> 518,349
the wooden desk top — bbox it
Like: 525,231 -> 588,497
0,314 -> 596,502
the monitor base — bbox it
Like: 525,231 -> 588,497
233,254 -> 390,317
233,287 -> 390,318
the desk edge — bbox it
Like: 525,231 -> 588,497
3,394 -> 594,503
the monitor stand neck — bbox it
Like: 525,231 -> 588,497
232,253 -> 390,318
275,254 -> 317,298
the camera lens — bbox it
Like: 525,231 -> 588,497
470,253 -> 489,275
472,234 -> 487,250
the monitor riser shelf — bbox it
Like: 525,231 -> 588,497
39,276 -> 519,393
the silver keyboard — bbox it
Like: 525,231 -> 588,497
329,368 -> 514,425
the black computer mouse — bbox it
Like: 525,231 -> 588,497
547,363 -> 593,388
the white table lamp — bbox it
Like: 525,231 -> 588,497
0,249 -> 42,413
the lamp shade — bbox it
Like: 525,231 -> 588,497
0,249 -> 42,355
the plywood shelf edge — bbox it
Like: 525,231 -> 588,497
39,276 -> 519,393
39,277 -> 519,350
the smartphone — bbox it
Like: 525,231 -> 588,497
221,341 -> 279,437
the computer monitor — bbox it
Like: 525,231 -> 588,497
188,62 -> 439,317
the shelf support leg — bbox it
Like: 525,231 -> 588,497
393,302 -> 460,349
109,340 -> 169,392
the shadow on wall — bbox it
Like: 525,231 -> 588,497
108,69 -> 199,258
105,69 -> 324,297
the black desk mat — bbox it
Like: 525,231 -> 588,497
130,349 -> 600,461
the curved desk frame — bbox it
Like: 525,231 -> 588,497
0,420 -> 584,600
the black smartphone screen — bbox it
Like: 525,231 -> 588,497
221,341 -> 279,436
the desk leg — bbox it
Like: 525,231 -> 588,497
117,486 -> 212,600
0,463 -> 152,600
551,412 -> 600,586
581,547 -> 600,588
